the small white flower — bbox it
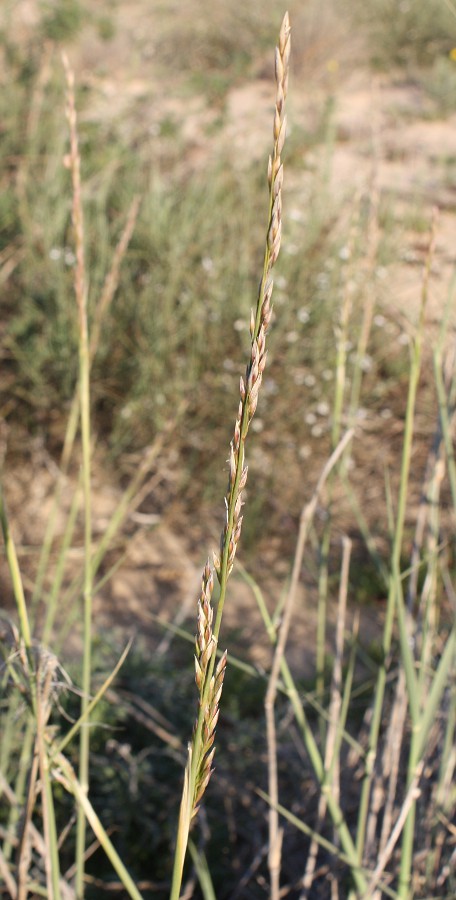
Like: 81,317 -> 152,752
284,242 -> 299,255
305,412 -> 317,425
316,401 -> 330,416
286,330 -> 299,343
339,245 -> 351,261
64,248 -> 76,266
304,374 -> 316,387
234,319 -> 246,332
264,378 -> 278,395
251,418 -> 264,433
381,408 -> 393,419
373,314 -> 386,327
202,256 -> 214,273
49,247 -> 61,261
311,424 -> 323,437
297,307 -> 310,324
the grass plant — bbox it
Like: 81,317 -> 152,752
0,3 -> 456,900
170,16 -> 291,898
352,0 -> 456,68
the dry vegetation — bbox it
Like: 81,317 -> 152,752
1,1 -> 456,898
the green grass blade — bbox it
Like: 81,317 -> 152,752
188,840 -> 217,900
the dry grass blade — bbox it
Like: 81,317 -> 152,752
301,537 -> 352,898
89,194 -> 141,361
62,54 -> 87,338
372,669 -> 407,863
0,845 -> 17,898
52,753 -> 144,900
364,763 -> 424,899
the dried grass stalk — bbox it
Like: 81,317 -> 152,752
169,13 -> 291,900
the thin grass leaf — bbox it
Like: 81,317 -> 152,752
54,753 -> 144,900
256,790 -> 397,900
54,639 -> 133,757
0,487 -> 32,650
188,839 -> 217,900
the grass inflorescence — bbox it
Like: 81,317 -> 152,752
170,15 -> 291,897
0,3 -> 456,900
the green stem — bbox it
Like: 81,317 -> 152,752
170,79 -> 281,900
42,480 -> 81,645
433,353 -> 456,514
76,337 -> 93,899
2,720 -> 35,863
37,700 -> 61,900
63,56 -> 93,897
356,220 -> 434,872
356,290 -> 425,865
58,753 -> 144,900
316,239 -> 353,726
250,569 -> 367,892
0,487 -> 32,649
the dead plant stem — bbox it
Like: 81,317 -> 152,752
265,430 -> 361,898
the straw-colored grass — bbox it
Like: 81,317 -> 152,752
170,16 -> 290,898
0,4 -> 455,900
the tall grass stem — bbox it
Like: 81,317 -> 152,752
62,53 -> 93,898
355,210 -> 437,869
170,14 -> 291,898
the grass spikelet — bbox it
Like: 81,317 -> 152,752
169,13 -> 290,899
193,650 -> 228,818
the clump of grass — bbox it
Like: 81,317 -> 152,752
420,53 -> 456,116
352,0 -> 456,68
41,0 -> 86,42
0,4 -> 343,530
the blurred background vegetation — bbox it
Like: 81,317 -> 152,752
2,0 -> 455,504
